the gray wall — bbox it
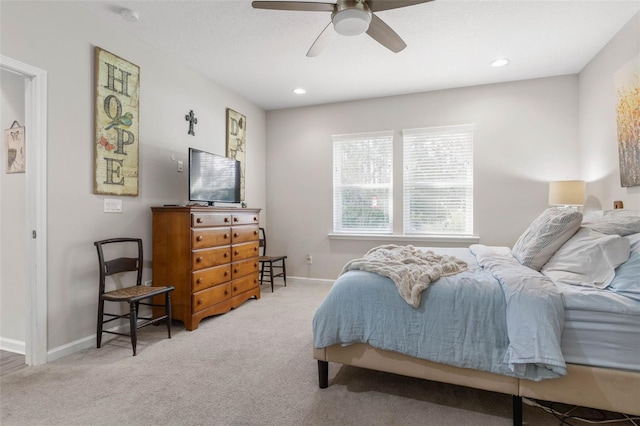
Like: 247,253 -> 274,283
1,1 -> 267,355
266,75 -> 580,279
579,12 -> 640,211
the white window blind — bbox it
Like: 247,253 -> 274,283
403,124 -> 473,235
333,131 -> 393,233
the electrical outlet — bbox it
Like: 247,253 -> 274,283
144,280 -> 152,287
177,160 -> 184,172
306,255 -> 312,265
103,198 -> 122,213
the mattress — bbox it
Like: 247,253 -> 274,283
561,308 -> 640,371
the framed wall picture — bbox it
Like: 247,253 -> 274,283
614,53 -> 640,187
5,123 -> 25,173
94,47 -> 140,196
226,108 -> 246,201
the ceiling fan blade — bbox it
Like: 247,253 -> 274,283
366,13 -> 407,53
251,1 -> 335,12
367,0 -> 434,12
307,22 -> 336,57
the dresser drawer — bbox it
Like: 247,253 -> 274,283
231,273 -> 259,297
192,283 -> 231,313
231,225 -> 259,244
191,227 -> 231,249
232,213 -> 260,226
192,213 -> 232,228
192,264 -> 231,292
232,258 -> 259,279
192,246 -> 231,271
232,241 -> 259,262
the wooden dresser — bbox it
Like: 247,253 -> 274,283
151,206 -> 261,330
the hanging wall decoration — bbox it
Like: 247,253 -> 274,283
226,108 -> 246,201
614,53 -> 640,187
5,120 -> 25,173
94,47 -> 140,196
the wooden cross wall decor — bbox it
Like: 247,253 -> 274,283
185,110 -> 198,136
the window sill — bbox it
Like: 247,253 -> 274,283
328,233 -> 480,245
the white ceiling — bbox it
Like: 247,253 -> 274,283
78,0 -> 640,111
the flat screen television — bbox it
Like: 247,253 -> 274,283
189,148 -> 241,205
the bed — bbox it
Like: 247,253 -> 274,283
312,208 -> 640,425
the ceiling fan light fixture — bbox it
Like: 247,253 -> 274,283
332,8 -> 372,36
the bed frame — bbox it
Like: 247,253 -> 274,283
314,344 -> 640,426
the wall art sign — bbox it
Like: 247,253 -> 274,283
226,108 -> 246,201
5,121 -> 25,173
614,53 -> 640,187
94,47 -> 140,196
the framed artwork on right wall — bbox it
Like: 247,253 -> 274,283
614,53 -> 640,187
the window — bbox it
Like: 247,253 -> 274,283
403,125 -> 473,235
332,131 -> 393,233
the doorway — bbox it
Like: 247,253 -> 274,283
0,55 -> 48,366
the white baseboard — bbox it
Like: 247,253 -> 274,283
0,337 -> 26,355
47,324 -> 128,362
287,276 -> 335,285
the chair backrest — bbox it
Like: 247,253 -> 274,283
259,227 -> 267,256
94,238 -> 143,295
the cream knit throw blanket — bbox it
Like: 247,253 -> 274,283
340,244 -> 468,308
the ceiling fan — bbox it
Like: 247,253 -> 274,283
251,0 -> 434,57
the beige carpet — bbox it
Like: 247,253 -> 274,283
0,281 -> 634,425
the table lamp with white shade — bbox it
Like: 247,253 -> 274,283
548,180 -> 585,208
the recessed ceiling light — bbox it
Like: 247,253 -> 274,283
293,88 -> 307,95
120,8 -> 139,23
490,58 -> 510,68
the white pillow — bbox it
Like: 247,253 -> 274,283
582,209 -> 640,237
512,208 -> 583,271
541,227 -> 631,289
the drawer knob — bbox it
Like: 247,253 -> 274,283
224,271 -> 228,276
234,286 -> 237,292
196,218 -> 202,223
234,250 -> 240,255
234,217 -> 239,222
197,278 -> 202,284
224,233 -> 229,239
234,269 -> 239,274
224,217 -> 229,223
224,290 -> 228,295
253,217 -> 257,222
196,257 -> 203,263
197,235 -> 203,241
197,299 -> 202,305
224,252 -> 229,258
234,233 -> 239,238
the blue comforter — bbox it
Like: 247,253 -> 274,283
312,246 -> 566,381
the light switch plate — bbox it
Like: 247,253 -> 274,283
104,198 -> 123,213
177,160 -> 184,172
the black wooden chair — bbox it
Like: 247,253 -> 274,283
94,238 -> 174,356
258,227 -> 287,292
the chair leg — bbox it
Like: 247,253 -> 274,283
259,262 -> 265,286
96,298 -> 104,349
282,260 -> 287,287
166,292 -> 172,339
270,261 -> 274,292
129,302 -> 138,356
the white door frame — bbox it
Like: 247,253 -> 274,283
1,55 -> 48,366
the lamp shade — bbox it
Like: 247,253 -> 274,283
548,180 -> 585,206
